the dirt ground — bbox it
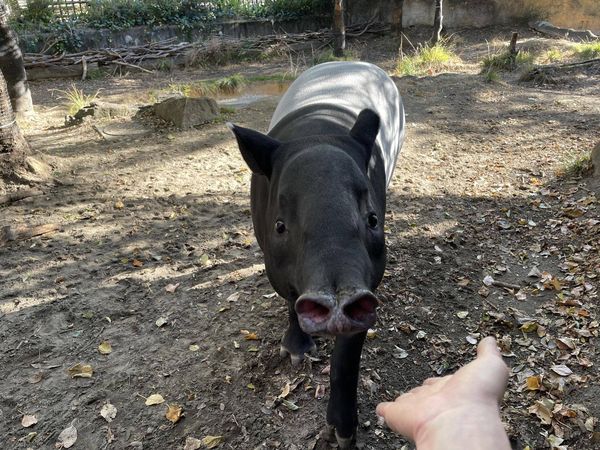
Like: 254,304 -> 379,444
1,27 -> 599,450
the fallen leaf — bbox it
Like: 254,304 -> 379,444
218,306 -> 230,313
247,383 -> 255,390
166,404 -> 183,423
281,399 -> 300,411
478,286 -> 490,297
262,293 -> 277,298
145,394 -> 165,406
247,346 -> 259,352
457,277 -> 470,287
201,435 -> 223,449
114,200 -> 124,209
278,383 -> 291,399
315,384 -> 325,399
466,335 -> 478,345
98,341 -> 112,355
526,375 -> 541,391
56,422 -> 77,448
483,275 -> 495,286
226,292 -> 239,302
189,344 -> 200,352
68,363 -> 93,378
165,283 -> 180,293
100,402 -> 117,422
366,328 -> 378,339
551,364 -> 573,377
132,259 -> 143,267
21,415 -> 37,428
520,322 -> 538,333
28,372 -> 43,384
244,332 -> 259,341
528,266 -> 542,278
184,437 -> 203,450
529,398 -> 554,424
199,253 -> 211,266
456,311 -> 469,319
155,317 -> 168,327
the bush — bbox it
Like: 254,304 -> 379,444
481,50 -> 534,71
573,42 -> 600,60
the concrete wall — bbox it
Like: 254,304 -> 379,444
347,0 -> 600,33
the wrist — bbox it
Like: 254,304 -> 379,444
414,404 -> 510,450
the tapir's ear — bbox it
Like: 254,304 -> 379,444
350,109 -> 380,155
227,123 -> 281,178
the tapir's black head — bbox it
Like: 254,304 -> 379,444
229,110 -> 386,336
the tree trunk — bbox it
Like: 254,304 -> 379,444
0,66 -> 31,183
431,0 -> 443,45
0,1 -> 33,114
391,0 -> 404,38
333,0 -> 345,57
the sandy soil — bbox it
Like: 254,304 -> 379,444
1,28 -> 599,449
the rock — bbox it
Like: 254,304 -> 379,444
66,101 -> 136,126
153,96 -> 219,128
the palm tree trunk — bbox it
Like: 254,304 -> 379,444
431,0 -> 443,45
333,0 -> 345,57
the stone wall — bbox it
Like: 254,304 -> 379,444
347,0 -> 600,33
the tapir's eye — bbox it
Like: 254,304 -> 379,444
367,213 -> 378,229
275,220 -> 286,234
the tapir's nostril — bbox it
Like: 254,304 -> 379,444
296,297 -> 332,324
343,293 -> 378,323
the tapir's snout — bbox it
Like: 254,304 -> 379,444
295,291 -> 378,335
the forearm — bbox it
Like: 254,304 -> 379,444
415,407 -> 511,450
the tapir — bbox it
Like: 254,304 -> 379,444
228,61 -> 405,448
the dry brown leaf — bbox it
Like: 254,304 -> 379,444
114,200 -> 124,209
189,344 -> 200,352
526,375 -> 541,391
165,283 -> 180,293
201,435 -> 224,448
132,259 -> 143,267
520,322 -> 538,333
145,394 -> 165,406
28,372 -> 43,384
184,437 -> 203,450
98,341 -> 112,355
166,404 -> 183,423
68,363 -> 93,378
56,422 -> 77,448
529,398 -> 554,424
243,332 -> 259,341
100,402 -> 117,422
278,383 -> 291,399
21,415 -> 37,428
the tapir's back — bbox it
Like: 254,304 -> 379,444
269,61 -> 405,188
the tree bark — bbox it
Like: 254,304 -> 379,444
0,65 -> 31,182
390,0 -> 404,38
333,0 -> 345,57
0,1 -> 33,114
431,0 -> 443,45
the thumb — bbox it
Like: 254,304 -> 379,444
477,336 -> 501,358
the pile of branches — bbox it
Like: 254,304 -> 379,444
23,21 -> 388,71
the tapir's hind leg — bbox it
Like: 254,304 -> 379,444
280,301 -> 316,366
325,331 -> 367,449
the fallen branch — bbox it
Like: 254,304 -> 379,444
111,60 -> 154,73
521,58 -> 600,82
530,20 -> 598,42
0,223 -> 59,246
0,189 -> 43,205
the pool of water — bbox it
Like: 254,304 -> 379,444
217,80 -> 292,108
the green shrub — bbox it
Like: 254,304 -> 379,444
573,42 -> 600,59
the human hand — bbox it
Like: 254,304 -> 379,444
376,337 -> 510,450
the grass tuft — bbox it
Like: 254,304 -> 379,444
573,42 -> 600,59
556,153 -> 593,178
481,50 -> 534,71
312,48 -> 358,65
56,84 -> 99,115
484,69 -> 500,82
396,41 -> 458,76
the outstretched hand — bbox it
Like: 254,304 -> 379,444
376,337 -> 511,450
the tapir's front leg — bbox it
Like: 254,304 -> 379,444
326,331 -> 367,449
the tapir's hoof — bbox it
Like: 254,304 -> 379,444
319,424 -> 360,449
279,344 -> 316,366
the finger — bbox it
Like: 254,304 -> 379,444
477,336 -> 501,358
376,401 -> 416,438
423,377 -> 441,385
394,391 -> 415,402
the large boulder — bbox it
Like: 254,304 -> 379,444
153,96 -> 219,128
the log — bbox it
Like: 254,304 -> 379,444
521,58 -> 600,82
530,20 -> 598,42
0,223 -> 59,246
0,188 -> 42,205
